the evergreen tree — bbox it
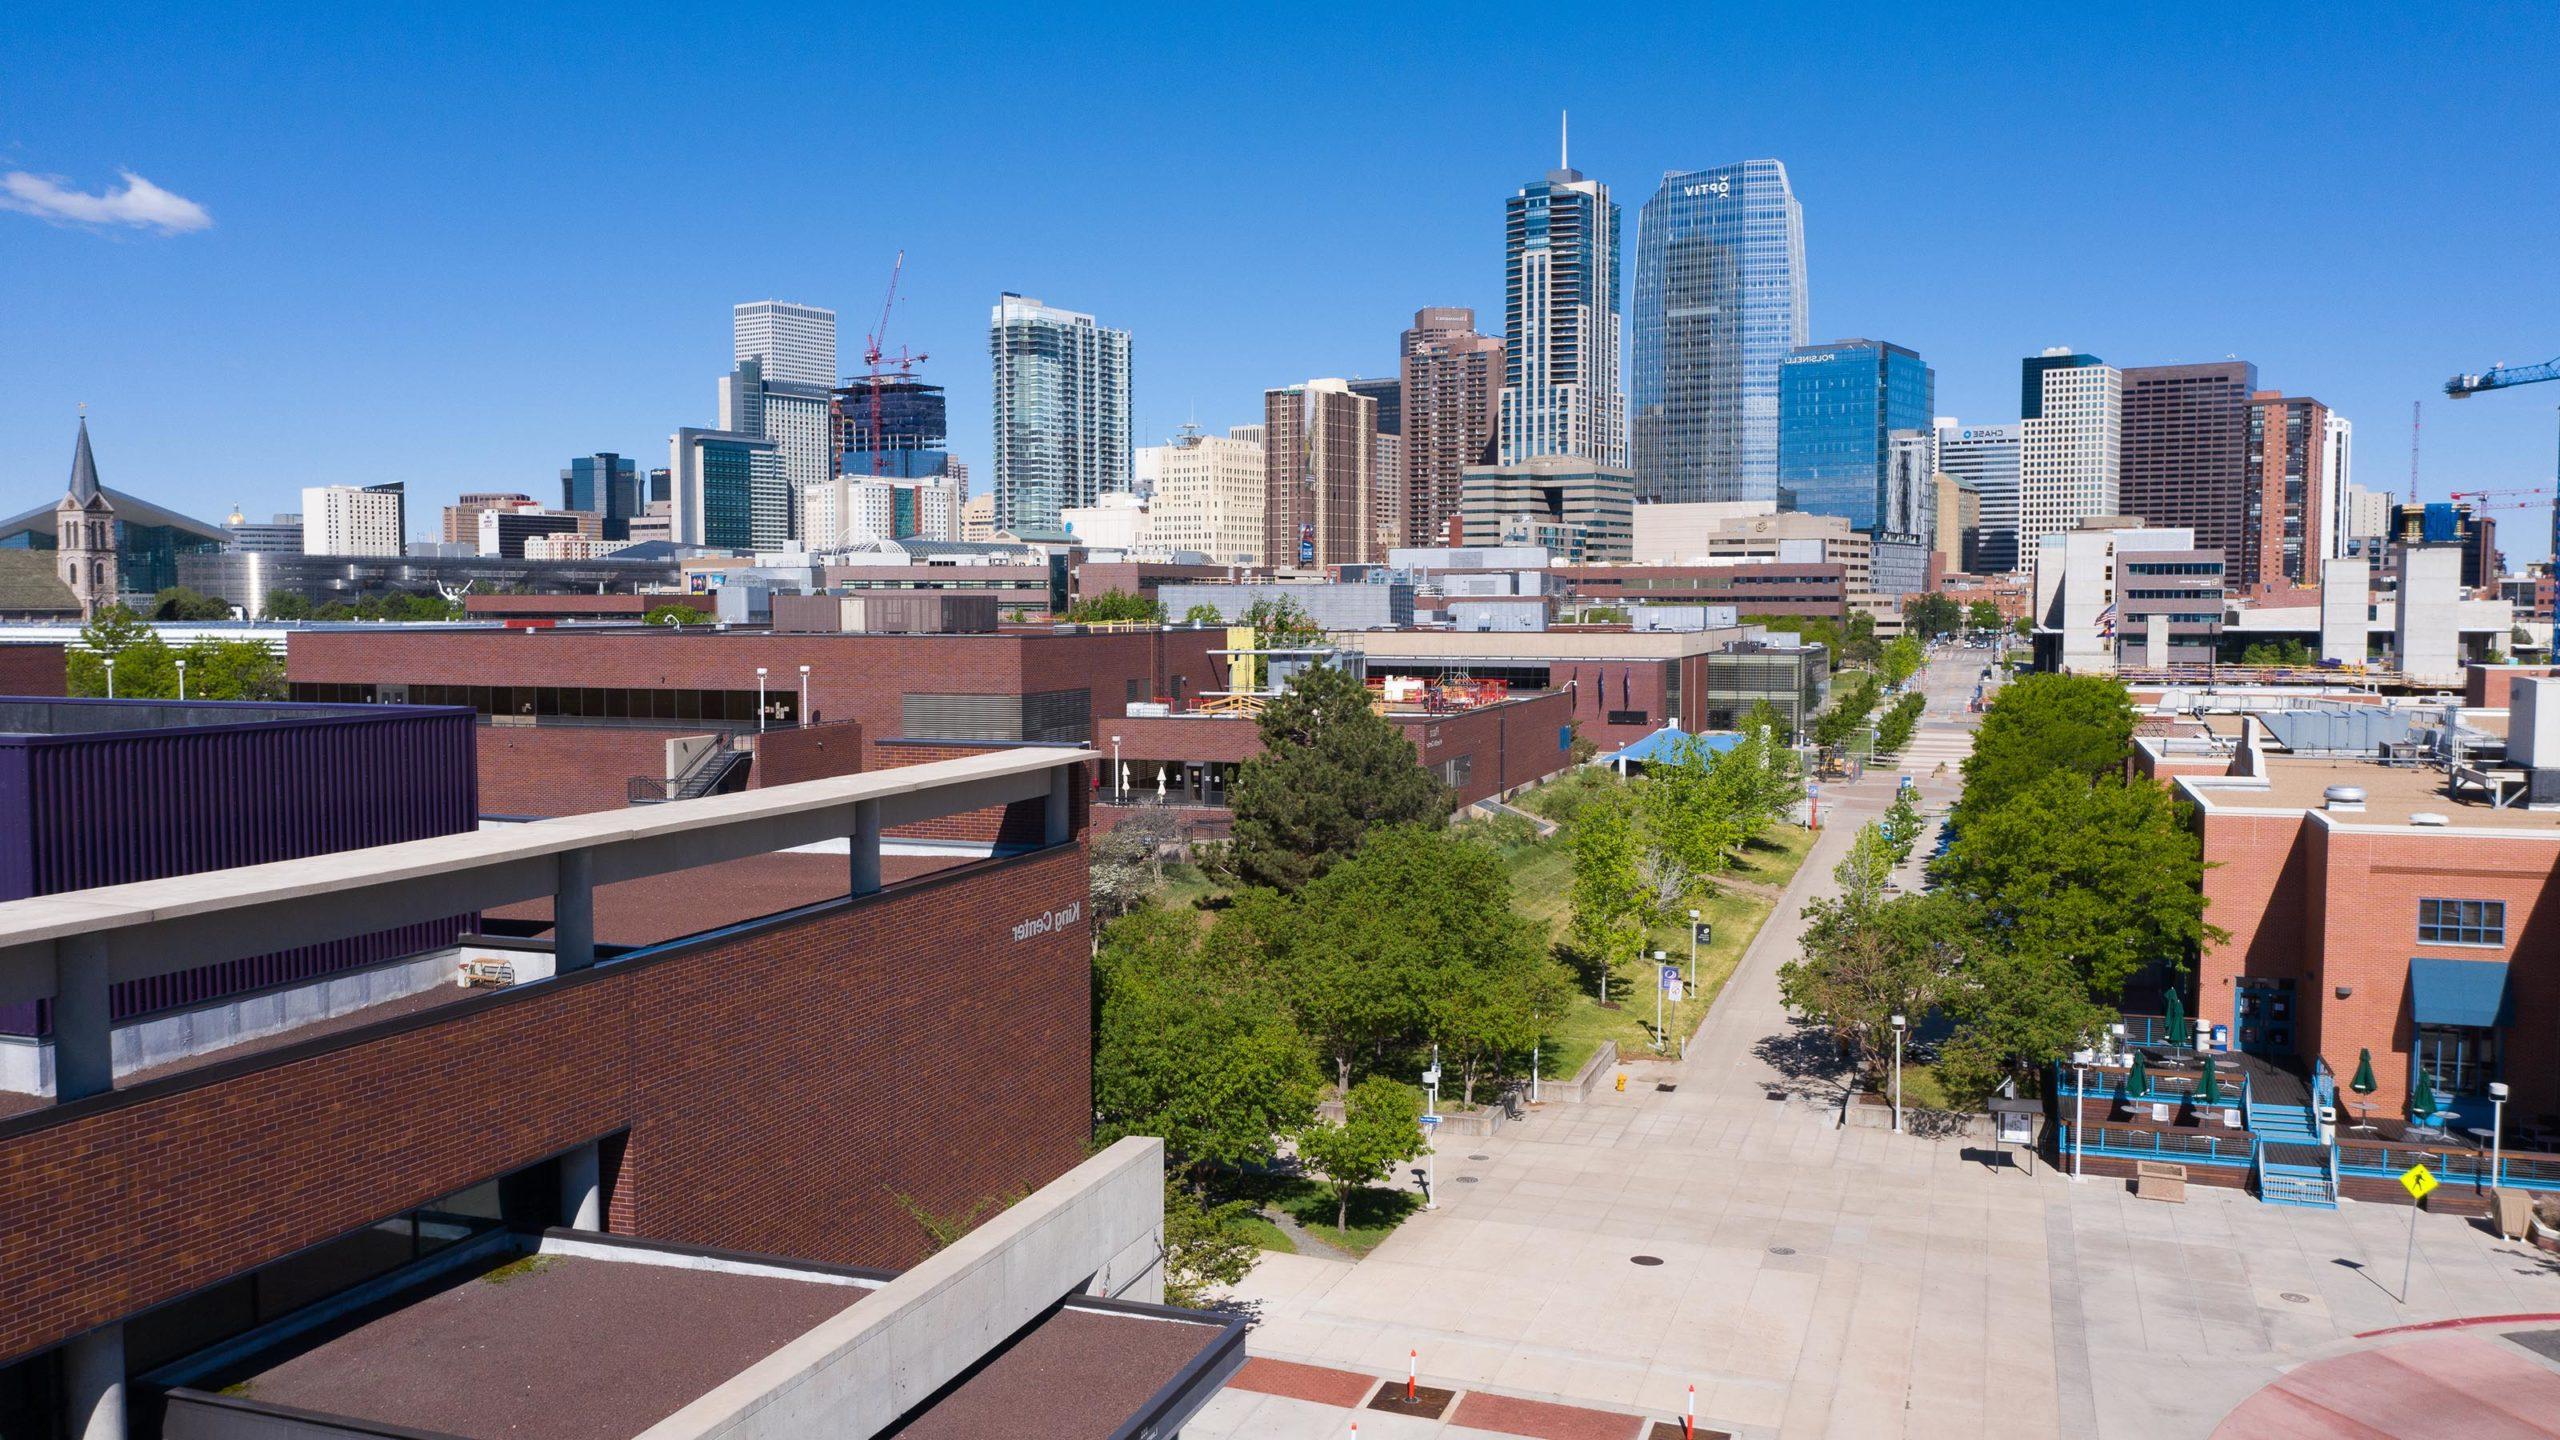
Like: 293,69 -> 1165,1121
1226,663 -> 1450,891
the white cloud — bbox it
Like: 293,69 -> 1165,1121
0,169 -> 212,234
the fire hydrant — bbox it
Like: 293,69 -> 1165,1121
1615,1071 -> 1627,1093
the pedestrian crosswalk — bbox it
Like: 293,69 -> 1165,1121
1886,725 -> 1975,775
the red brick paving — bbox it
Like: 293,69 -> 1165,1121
1456,1389 -> 1650,1439
1227,1356 -> 1379,1408
2211,1333 -> 2560,1438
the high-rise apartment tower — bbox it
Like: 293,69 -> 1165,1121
1501,135 -> 1624,468
989,294 -> 1132,534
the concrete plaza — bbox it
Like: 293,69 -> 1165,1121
1188,656 -> 2560,1439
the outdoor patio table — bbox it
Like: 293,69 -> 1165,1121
2465,1127 -> 2496,1150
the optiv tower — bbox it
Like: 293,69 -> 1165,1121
1630,160 -> 1808,503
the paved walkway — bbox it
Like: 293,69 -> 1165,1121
1189,651 -> 2560,1439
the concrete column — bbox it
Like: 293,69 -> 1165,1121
554,848 -> 595,973
1045,765 -> 1073,847
52,933 -> 113,1104
63,1323 -> 124,1440
849,799 -> 882,897
559,1140 -> 603,1230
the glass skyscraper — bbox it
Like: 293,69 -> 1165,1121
989,293 -> 1132,534
1776,340 -> 1934,532
1630,160 -> 1808,503
560,453 -> 640,539
1500,164 -> 1623,467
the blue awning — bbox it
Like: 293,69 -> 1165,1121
2408,957 -> 2512,1029
1602,726 -> 1742,768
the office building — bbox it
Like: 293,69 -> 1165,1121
1501,151 -> 1624,467
1058,491 -> 1149,551
720,357 -> 832,545
2321,412 -> 2357,561
2017,350 -> 2122,563
802,473 -> 963,549
1141,424 -> 1265,563
301,483 -> 405,557
1932,469 -> 1980,575
1264,379 -> 1377,568
2390,502 -> 2501,590
732,299 -> 838,388
1777,338 -> 1934,538
2028,518 -> 2209,673
1351,376 -> 1404,550
2342,482 -> 2392,555
224,507 -> 303,555
478,507 -> 583,559
960,491 -> 996,543
1933,420 -> 2023,573
442,492 -> 537,545
2118,361 -> 2258,581
669,426 -> 782,550
1458,456 -> 1635,562
833,376 -> 953,479
2248,391 -> 2334,588
1399,307 -> 1505,549
1630,160 -> 1810,503
989,293 -> 1132,534
561,452 -> 642,540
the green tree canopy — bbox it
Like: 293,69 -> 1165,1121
65,607 -> 283,700
1780,888 -> 1972,1080
262,589 -> 314,621
1954,673 -> 2133,820
2237,638 -> 2314,666
1567,788 -> 1650,1002
1295,1076 -> 1425,1232
1241,596 -> 1324,649
1226,662 -> 1450,891
1904,593 -> 1961,639
642,604 -> 710,627
151,585 -> 233,621
1967,600 -> 2003,632
1183,603 -> 1227,626
1877,634 -> 1925,689
1065,589 -> 1165,624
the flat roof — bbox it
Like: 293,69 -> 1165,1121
168,1242 -> 1234,1440
2184,755 -> 2560,834
0,696 -> 431,740
1339,624 -> 1761,662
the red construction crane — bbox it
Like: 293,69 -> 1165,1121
2449,487 -> 2552,501
855,250 -> 929,477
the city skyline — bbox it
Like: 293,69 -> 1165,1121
3,8 -> 2556,552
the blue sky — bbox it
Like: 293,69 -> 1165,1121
5,3 -> 2557,553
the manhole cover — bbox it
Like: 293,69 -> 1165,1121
1769,1246 -> 1797,1256
2280,1292 -> 2310,1304
1467,1153 -> 1490,1161
1630,1254 -> 1665,1266
1766,1090 -> 1788,1101
1656,1082 -> 1678,1092
1456,1175 -> 1479,1183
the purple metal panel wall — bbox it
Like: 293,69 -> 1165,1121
0,703 -> 480,1034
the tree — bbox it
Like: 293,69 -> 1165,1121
151,586 -> 233,621
1877,634 -> 1925,689
1955,673 -> 2132,821
1903,593 -> 1961,640
1226,663 -> 1451,892
641,604 -> 709,627
1881,784 -> 1923,864
1093,907 -> 1322,1176
1241,596 -> 1323,649
1635,733 -> 1744,905
1066,589 -> 1165,624
64,607 -> 282,700
2238,638 -> 2313,666
1934,771 -> 2225,1006
1874,692 -> 1926,756
1567,789 -> 1651,1002
1779,889 -> 1970,1080
1089,809 -> 1184,920
1967,600 -> 2003,633
1294,1077 -> 1424,1233
1935,943 -> 2115,1107
1572,604 -> 1631,625
1183,603 -> 1226,626
262,589 -> 314,621
1811,673 -> 1881,753
1161,1173 -> 1261,1305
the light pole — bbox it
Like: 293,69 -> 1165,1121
1421,1051 -> 1441,1211
1890,1014 -> 1907,1133
755,668 -> 768,733
797,664 -> 811,727
103,656 -> 115,699
2073,1058 -> 2088,1181
175,657 -> 187,701
1112,735 -> 1123,802
1686,908 -> 1701,998
1652,949 -> 1669,1052
2491,1080 -> 2510,1190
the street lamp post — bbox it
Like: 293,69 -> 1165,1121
2073,1059 -> 2088,1181
103,656 -> 115,699
2491,1080 -> 2511,1190
1421,1051 -> 1441,1211
1686,907 -> 1701,998
755,668 -> 768,733
1112,735 -> 1123,802
175,658 -> 187,701
1890,1014 -> 1908,1133
1652,950 -> 1668,1052
797,664 -> 811,727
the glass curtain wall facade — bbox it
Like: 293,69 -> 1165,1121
989,294 -> 1133,535
1500,169 -> 1624,467
561,454 -> 640,539
833,378 -> 953,479
1776,340 -> 1934,532
1630,160 -> 1808,503
1934,421 -> 2022,572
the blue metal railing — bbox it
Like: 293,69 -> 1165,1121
2061,1121 -> 2253,1167
2053,1062 -> 2245,1117
2336,1140 -> 2560,1193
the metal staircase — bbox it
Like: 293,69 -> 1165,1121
2248,1100 -> 2338,1207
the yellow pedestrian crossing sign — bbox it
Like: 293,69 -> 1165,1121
2399,1164 -> 2438,1201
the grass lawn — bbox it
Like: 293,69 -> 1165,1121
1259,1178 -> 1421,1259
1862,1060 -> 1955,1111
1155,861 -> 1224,914
1231,1209 -> 1295,1255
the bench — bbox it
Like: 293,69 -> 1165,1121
2135,1160 -> 2187,1203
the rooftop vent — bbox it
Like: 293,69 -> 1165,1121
2410,812 -> 2451,826
2322,785 -> 2366,812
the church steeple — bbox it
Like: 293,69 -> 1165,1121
55,414 -> 117,619
66,415 -> 104,507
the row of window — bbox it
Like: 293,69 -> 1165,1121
2419,897 -> 2505,946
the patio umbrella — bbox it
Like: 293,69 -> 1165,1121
2197,1055 -> 2222,1106
2350,1049 -> 2377,1098
2412,1069 -> 2440,1123
2164,989 -> 2188,1048
2126,1053 -> 2149,1099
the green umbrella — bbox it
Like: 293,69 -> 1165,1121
2126,1053 -> 2149,1099
2350,1049 -> 2377,1096
2164,989 -> 2188,1048
2198,1055 -> 2222,1106
2412,1069 -> 2439,1121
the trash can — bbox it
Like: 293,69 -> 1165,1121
2493,1188 -> 2533,1242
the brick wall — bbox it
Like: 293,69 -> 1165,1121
477,724 -> 707,817
867,740 -> 1089,848
0,843 -> 1093,1366
0,644 -> 66,697
1391,690 -> 1575,807
749,719 -> 865,789
2466,664 -> 2560,709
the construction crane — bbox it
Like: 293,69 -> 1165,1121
2449,487 -> 2553,503
855,251 -> 929,477
2447,356 -> 2560,399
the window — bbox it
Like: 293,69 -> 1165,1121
2418,898 -> 2504,946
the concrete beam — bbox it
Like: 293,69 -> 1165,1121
554,849 -> 595,973
636,1137 -> 1165,1440
63,1323 -> 123,1440
848,800 -> 881,897
51,934 -> 112,1103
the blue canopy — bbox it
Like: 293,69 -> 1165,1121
1603,726 -> 1742,769
2408,957 -> 2512,1029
